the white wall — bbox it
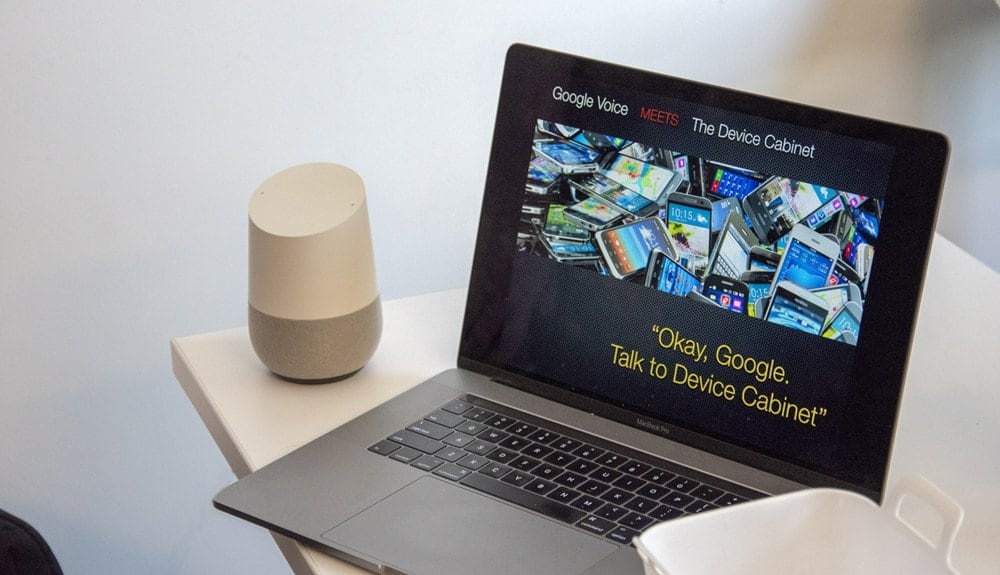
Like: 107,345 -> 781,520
1,1 -> 996,573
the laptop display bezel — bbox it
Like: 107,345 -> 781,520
458,44 -> 947,501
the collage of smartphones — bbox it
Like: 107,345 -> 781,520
517,119 -> 882,346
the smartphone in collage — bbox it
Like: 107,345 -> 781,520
517,118 -> 880,346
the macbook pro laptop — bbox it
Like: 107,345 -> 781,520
214,44 -> 948,574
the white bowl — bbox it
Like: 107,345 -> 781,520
635,475 -> 963,575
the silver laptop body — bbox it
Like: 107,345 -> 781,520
215,44 -> 948,575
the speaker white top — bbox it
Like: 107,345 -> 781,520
249,163 -> 378,320
250,163 -> 365,237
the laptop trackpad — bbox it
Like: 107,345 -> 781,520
323,476 -> 619,575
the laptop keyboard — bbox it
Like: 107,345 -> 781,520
368,395 -> 764,545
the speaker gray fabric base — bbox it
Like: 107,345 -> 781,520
249,295 -> 382,383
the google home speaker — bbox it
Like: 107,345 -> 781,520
248,163 -> 381,383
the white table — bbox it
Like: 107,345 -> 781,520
172,235 -> 999,575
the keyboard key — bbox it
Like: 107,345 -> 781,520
442,432 -> 476,448
577,515 -> 615,536
624,496 -> 658,514
486,447 -> 518,464
566,459 -> 599,475
636,483 -> 669,500
620,460 -> 652,476
433,463 -> 471,481
572,444 -> 605,460
436,447 -> 466,463
596,453 -> 626,468
457,455 -> 489,470
553,471 -> 587,488
611,476 -> 645,492
620,512 -> 653,530
663,492 -> 695,508
570,495 -> 602,513
547,487 -> 581,505
667,477 -> 699,492
406,420 -> 452,440
552,437 -> 582,452
649,504 -> 684,521
368,440 -> 400,456
533,464 -> 561,479
590,467 -> 623,483
686,501 -> 719,514
605,526 -> 639,545
387,430 -> 445,454
461,474 -> 586,525
525,478 -> 558,495
463,407 -> 494,422
411,455 -> 444,471
441,399 -> 473,415
692,485 -> 724,502
455,421 -> 488,436
580,480 -> 611,496
511,456 -> 540,472
479,427 -> 510,443
464,439 -> 496,456
480,463 -> 511,479
499,436 -> 530,450
600,488 -> 633,505
522,444 -> 553,459
389,446 -> 422,463
479,429 -> 509,443
543,451 -> 575,467
424,409 -> 466,428
501,470 -> 533,487
595,503 -> 628,521
485,414 -> 515,429
529,429 -> 559,444
641,468 -> 674,485
717,493 -> 748,506
509,422 -> 537,437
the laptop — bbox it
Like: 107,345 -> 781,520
214,44 -> 948,575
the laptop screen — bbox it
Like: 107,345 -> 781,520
459,45 -> 946,499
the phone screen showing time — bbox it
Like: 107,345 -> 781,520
667,202 -> 711,276
745,281 -> 772,318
